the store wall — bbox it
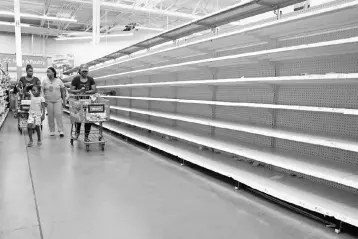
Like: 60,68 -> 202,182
0,31 -> 155,79
45,31 -> 154,66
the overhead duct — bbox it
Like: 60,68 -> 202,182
66,0 -> 200,20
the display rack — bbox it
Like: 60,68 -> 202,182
65,0 -> 358,231
0,66 -> 10,130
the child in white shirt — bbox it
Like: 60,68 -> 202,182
27,85 -> 46,147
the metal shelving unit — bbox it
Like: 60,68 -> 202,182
64,0 -> 358,231
0,67 -> 10,130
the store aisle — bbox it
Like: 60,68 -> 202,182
0,115 -> 355,239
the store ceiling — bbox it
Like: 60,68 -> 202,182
0,0 -> 239,37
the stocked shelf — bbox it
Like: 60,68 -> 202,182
97,120 -> 358,227
0,109 -> 9,130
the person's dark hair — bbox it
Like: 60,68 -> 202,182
26,64 -> 33,72
47,67 -> 57,78
32,85 -> 42,92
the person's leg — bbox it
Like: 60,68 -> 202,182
36,126 -> 42,145
54,101 -> 64,136
75,123 -> 81,138
47,102 -> 56,135
84,123 -> 92,140
27,115 -> 34,147
28,125 -> 33,147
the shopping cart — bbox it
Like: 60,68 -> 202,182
16,99 -> 43,134
17,99 -> 30,134
69,94 -> 110,151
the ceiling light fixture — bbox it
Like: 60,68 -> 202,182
55,33 -> 134,41
0,11 -> 77,22
0,21 -> 31,27
136,26 -> 165,32
101,2 -> 200,20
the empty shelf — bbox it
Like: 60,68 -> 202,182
95,37 -> 358,80
111,106 -> 358,153
100,120 -> 358,227
104,95 -> 358,115
97,73 -> 358,88
108,114 -> 358,189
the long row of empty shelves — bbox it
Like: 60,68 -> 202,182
63,107 -> 358,228
92,37 -> 358,80
64,0 -> 358,229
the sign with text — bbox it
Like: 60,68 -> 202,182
0,54 -> 48,68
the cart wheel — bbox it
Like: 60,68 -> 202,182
98,136 -> 103,141
70,139 -> 74,146
86,145 -> 90,152
101,144 -> 105,151
19,129 -> 22,134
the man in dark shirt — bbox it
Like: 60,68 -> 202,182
69,65 -> 97,141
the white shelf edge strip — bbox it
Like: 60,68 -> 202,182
108,115 -> 358,189
98,73 -> 358,88
110,106 -> 358,153
104,95 -> 358,115
97,122 -> 358,227
0,109 -> 9,128
96,36 -> 358,80
88,0 -> 358,74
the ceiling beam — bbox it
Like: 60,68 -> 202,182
40,0 -> 52,27
62,0 -> 200,20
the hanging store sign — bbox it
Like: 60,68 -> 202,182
0,54 -> 48,68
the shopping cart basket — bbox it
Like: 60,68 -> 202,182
16,99 -> 43,134
69,94 -> 110,151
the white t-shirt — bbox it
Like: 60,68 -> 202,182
30,96 -> 45,114
42,78 -> 65,103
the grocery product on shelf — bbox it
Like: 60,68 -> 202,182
0,66 -> 10,129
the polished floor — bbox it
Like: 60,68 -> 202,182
0,115 -> 356,239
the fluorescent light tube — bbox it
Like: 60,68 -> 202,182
136,26 -> 164,32
0,11 -> 77,22
0,21 -> 31,27
55,33 -> 133,41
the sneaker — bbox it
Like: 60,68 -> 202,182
49,132 -> 55,136
27,141 -> 33,147
84,137 -> 90,142
59,131 -> 64,137
37,141 -> 42,146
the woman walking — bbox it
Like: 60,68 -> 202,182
18,64 -> 41,100
42,67 -> 66,137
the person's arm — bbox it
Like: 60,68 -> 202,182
69,78 -> 84,94
41,99 -> 46,121
85,78 -> 97,94
17,78 -> 23,89
59,80 -> 67,106
69,85 -> 83,94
